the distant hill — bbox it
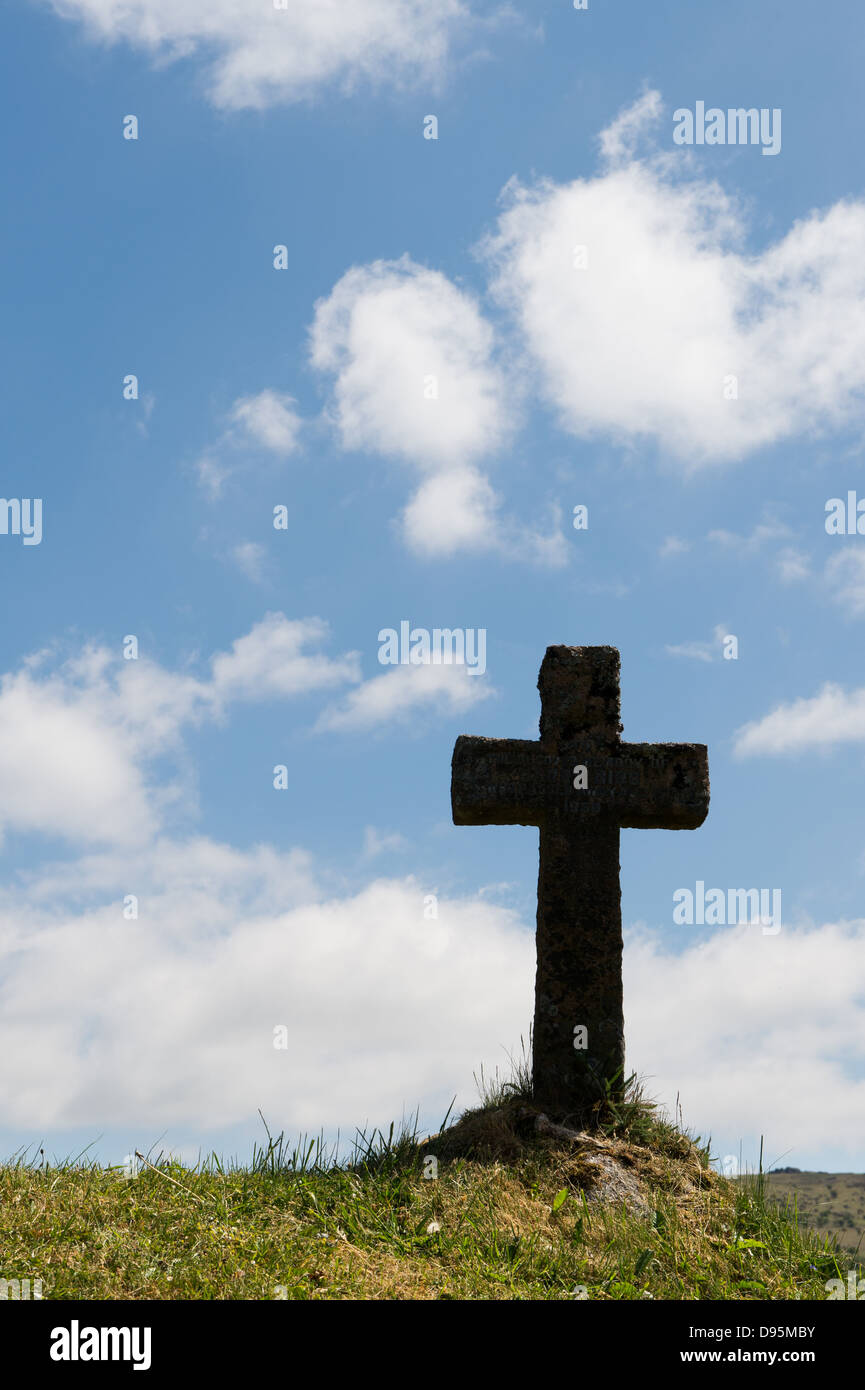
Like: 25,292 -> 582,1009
759,1171 -> 865,1257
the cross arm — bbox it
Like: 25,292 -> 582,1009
616,742 -> 709,829
452,736 -> 709,829
451,735 -> 551,826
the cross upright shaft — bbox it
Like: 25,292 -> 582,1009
451,646 -> 709,1116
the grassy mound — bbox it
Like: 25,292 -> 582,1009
0,1079 -> 856,1300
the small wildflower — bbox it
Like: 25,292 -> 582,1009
426,1221 -> 441,1235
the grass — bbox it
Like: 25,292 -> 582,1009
0,1069 -> 858,1300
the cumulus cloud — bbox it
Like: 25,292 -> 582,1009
0,642 -> 218,849
210,614 -> 360,704
626,918 -> 865,1164
309,257 -> 511,471
734,682 -> 865,757
482,92 -> 865,463
0,661 -> 168,849
0,617 -> 502,850
316,660 -> 494,732
3,833 -> 864,1168
195,391 -> 303,498
229,391 -> 303,455
399,467 -> 566,564
0,847 -> 534,1132
42,0 -> 481,110
191,92 -> 865,556
400,467 -> 503,556
0,617 -> 361,849
303,91 -> 865,558
309,257 -> 566,561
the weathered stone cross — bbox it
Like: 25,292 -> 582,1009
451,646 -> 709,1116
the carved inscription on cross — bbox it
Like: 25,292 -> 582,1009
451,646 -> 709,1115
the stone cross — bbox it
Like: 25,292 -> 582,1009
451,646 -> 709,1116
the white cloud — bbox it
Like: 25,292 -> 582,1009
734,682 -> 865,757
0,663 -> 166,849
134,391 -> 156,438
0,847 -> 534,1132
401,467 -> 502,556
316,661 -> 494,732
195,390 -> 303,498
210,614 -> 361,703
704,522 -> 814,590
658,535 -> 691,558
310,256 -> 512,471
825,548 -> 865,616
211,92 -> 865,557
301,92 -> 865,563
708,518 -> 791,551
195,453 -> 229,501
665,623 -> 728,663
482,92 -> 865,463
230,391 -> 302,455
0,617 -> 491,852
231,541 -> 266,583
3,833 -> 865,1167
776,547 -> 811,583
401,468 -> 567,565
626,919 -> 865,1164
363,826 -> 409,859
0,617 -> 361,849
0,616 -> 491,852
19,835 -> 319,911
598,86 -> 663,165
664,641 -> 714,664
43,0 -> 481,110
310,257 -> 567,562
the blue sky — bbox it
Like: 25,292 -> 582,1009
2,0 -> 865,1173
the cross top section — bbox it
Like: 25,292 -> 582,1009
538,645 -> 622,751
452,646 -> 708,832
